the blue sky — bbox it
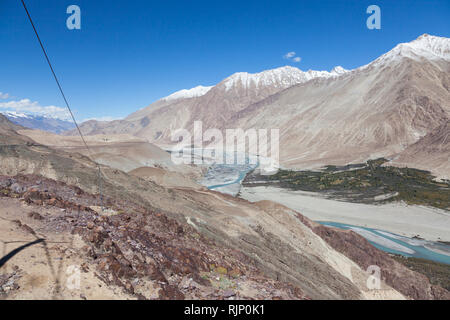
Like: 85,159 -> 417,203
0,0 -> 448,122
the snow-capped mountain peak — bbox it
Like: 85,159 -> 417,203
1,111 -> 32,119
330,66 -> 348,74
162,85 -> 213,101
222,66 -> 304,90
157,35 -> 448,100
407,34 -> 450,59
0,111 -> 75,133
221,65 -> 349,91
365,34 -> 450,69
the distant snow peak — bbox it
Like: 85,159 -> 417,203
331,66 -> 348,74
0,111 -> 31,119
223,66 -> 306,91
1,111 -> 75,133
163,85 -> 213,101
367,34 -> 450,69
222,65 -> 349,91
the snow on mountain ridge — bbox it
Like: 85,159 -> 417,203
221,65 -> 349,91
162,85 -> 213,101
1,111 -> 32,119
1,111 -> 75,133
331,66 -> 348,74
407,34 -> 450,59
363,34 -> 450,70
160,35 -> 448,98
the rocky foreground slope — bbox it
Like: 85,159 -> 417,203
0,114 -> 448,299
0,175 -> 307,299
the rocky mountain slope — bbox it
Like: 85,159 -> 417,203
232,36 -> 449,176
65,65 -> 349,144
0,114 -> 34,145
390,120 -> 450,178
0,175 -> 308,300
18,128 -> 204,189
1,115 -> 448,299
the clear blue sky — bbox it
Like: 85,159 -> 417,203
0,0 -> 448,121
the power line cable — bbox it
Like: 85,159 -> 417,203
20,0 -> 104,209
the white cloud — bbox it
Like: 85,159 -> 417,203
283,51 -> 296,59
0,98 -> 71,121
0,92 -> 10,99
283,52 -> 301,63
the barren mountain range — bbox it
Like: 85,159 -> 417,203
1,34 -> 450,300
66,34 -> 450,178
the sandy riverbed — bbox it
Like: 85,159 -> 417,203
240,186 -> 450,242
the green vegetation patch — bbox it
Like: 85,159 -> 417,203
243,158 -> 450,210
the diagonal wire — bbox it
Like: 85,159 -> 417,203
20,0 -> 103,209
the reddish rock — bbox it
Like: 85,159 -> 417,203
159,284 -> 185,300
